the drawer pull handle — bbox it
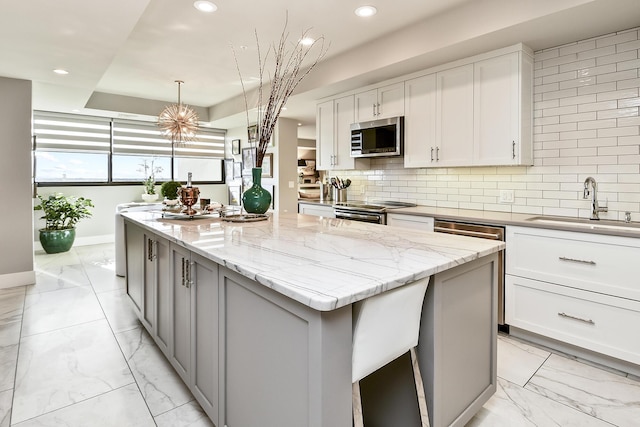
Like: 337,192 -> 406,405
558,256 -> 595,265
558,312 -> 595,325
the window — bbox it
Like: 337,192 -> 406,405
33,111 -> 226,184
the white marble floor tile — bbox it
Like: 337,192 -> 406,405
155,400 -> 215,427
12,319 -> 134,424
497,334 -> 550,387
96,288 -> 141,333
0,287 -> 25,346
466,377 -> 616,427
0,389 -> 11,427
33,249 -> 82,270
11,384 -> 155,427
115,326 -> 194,416
526,353 -> 640,427
85,263 -> 126,294
0,343 -> 18,392
21,285 -> 104,337
29,265 -> 91,294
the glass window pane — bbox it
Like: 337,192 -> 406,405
112,155 -> 172,182
35,151 -> 108,182
174,157 -> 223,183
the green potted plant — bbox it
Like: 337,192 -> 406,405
160,180 -> 182,205
139,158 -> 163,202
34,193 -> 94,254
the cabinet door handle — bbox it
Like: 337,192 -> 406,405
559,256 -> 596,265
430,147 -> 434,162
184,261 -> 190,288
376,102 -> 381,116
147,238 -> 153,261
436,147 -> 440,161
372,103 -> 377,117
181,257 -> 185,287
512,141 -> 516,159
558,312 -> 595,325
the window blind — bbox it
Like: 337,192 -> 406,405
33,112 -> 111,153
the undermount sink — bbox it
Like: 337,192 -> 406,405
526,216 -> 640,233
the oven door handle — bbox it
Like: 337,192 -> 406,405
433,226 -> 501,240
335,211 -> 382,222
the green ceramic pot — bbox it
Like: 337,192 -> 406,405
242,168 -> 272,214
39,228 -> 76,254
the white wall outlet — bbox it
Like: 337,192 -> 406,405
288,181 -> 295,188
499,189 -> 514,203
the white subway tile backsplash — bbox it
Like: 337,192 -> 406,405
596,30 -> 638,47
597,69 -> 638,84
559,58 -> 597,73
597,126 -> 639,137
558,93 -> 597,106
577,45 -> 617,60
597,88 -> 639,101
598,107 -> 638,119
577,82 -> 617,95
618,58 -> 640,72
618,77 -> 640,90
597,50 -> 638,66
577,118 -> 617,130
619,135 -> 640,146
578,100 -> 618,112
617,38 -> 640,53
618,97 -> 640,107
560,112 -> 597,123
578,155 -> 618,165
559,40 -> 596,56
577,137 -> 617,147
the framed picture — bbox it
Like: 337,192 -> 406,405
224,159 -> 233,181
231,139 -> 241,155
262,153 -> 273,178
233,162 -> 242,179
247,125 -> 258,144
242,147 -> 256,175
228,185 -> 241,206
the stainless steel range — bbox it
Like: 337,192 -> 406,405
333,200 -> 417,225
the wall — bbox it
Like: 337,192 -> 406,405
0,77 -> 34,287
340,27 -> 640,222
34,184 -> 228,247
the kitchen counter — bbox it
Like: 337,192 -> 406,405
121,210 -> 504,311
122,210 -> 503,426
298,200 -> 640,238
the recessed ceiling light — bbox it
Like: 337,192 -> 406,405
53,69 -> 69,75
298,123 -> 302,127
193,1 -> 217,13
299,37 -> 315,46
355,5 -> 377,17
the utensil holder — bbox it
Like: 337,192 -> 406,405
333,188 -> 347,202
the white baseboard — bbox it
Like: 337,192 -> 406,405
33,234 -> 115,251
0,270 -> 35,289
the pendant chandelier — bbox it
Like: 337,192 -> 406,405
158,80 -> 199,145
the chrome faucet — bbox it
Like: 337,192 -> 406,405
583,177 -> 607,220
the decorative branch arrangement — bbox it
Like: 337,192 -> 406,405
232,15 -> 328,168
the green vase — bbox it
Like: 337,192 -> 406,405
242,167 -> 272,214
39,228 -> 76,254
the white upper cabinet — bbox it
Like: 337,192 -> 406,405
316,99 -> 334,171
404,74 -> 436,168
473,51 -> 533,166
318,44 -> 533,170
435,64 -> 475,167
316,95 -> 370,171
355,82 -> 405,122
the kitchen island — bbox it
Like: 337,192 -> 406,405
122,211 -> 504,427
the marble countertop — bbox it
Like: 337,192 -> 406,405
298,200 -> 640,238
122,211 -> 504,312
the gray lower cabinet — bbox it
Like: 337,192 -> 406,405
125,222 -> 144,317
168,242 -> 219,423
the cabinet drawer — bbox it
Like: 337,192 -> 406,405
387,213 -> 434,231
506,226 -> 640,301
506,275 -> 640,365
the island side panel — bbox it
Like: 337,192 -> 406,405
219,268 -> 352,427
421,253 -> 498,427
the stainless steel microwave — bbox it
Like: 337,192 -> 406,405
350,116 -> 403,158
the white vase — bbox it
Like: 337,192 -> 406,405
141,193 -> 159,202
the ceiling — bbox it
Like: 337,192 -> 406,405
1,0 -> 639,139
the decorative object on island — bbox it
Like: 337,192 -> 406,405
178,172 -> 200,216
158,80 -> 199,145
139,158 -> 163,202
34,193 -> 94,254
232,14 -> 327,214
160,180 -> 182,206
